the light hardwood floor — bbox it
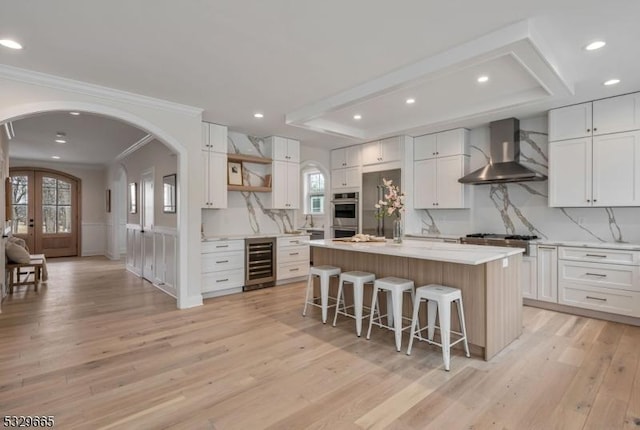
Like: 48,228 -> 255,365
1,257 -> 639,429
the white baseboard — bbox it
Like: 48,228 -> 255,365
153,282 -> 177,298
179,294 -> 204,309
202,287 -> 243,299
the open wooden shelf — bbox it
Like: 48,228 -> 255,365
227,185 -> 272,193
227,153 -> 272,164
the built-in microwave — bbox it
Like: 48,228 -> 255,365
331,192 -> 358,229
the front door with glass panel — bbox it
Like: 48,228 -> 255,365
10,169 -> 79,257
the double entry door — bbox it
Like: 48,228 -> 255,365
9,169 -> 79,257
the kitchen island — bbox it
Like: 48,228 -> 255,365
310,239 -> 524,360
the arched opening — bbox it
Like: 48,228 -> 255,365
0,103 -> 189,307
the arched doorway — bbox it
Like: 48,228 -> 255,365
9,167 -> 80,257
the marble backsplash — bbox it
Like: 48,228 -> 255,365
202,131 -> 295,236
411,116 -> 640,243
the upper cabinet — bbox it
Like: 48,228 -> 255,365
592,93 -> 640,136
331,145 -> 361,169
549,92 -> 640,207
332,167 -> 361,190
272,161 -> 300,209
201,122 -> 228,153
361,136 -> 402,165
549,92 -> 640,142
414,129 -> 469,160
413,128 -> 469,209
548,103 -> 593,141
201,122 -> 228,209
266,136 -> 300,162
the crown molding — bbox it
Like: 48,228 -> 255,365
0,64 -> 203,117
115,133 -> 155,161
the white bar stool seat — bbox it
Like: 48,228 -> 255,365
303,265 -> 341,323
366,276 -> 415,351
332,271 -> 376,337
407,284 -> 470,371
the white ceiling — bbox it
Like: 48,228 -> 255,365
9,112 -> 147,165
0,0 -> 639,151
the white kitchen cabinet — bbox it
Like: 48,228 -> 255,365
558,246 -> 640,317
267,136 -> 300,163
201,122 -> 228,153
536,245 -> 558,303
549,138 -> 591,207
548,103 -> 592,142
272,161 -> 300,209
414,129 -> 469,160
592,92 -> 640,136
414,155 -> 469,209
549,92 -> 640,142
201,239 -> 245,294
521,256 -> 538,300
332,167 -> 361,190
592,131 -> 640,206
550,131 -> 640,207
201,150 -> 227,209
331,145 -> 361,169
277,235 -> 310,282
361,137 -> 402,165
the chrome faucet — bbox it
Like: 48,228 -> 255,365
305,214 -> 315,228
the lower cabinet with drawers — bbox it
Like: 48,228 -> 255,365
201,240 -> 245,297
558,246 -> 640,317
276,235 -> 310,283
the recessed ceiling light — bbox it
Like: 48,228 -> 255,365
353,114 -> 362,120
253,113 -> 264,118
477,75 -> 489,83
604,78 -> 620,86
0,39 -> 23,50
69,112 -> 80,116
51,156 -> 60,160
406,98 -> 416,105
585,40 -> 606,51
55,139 -> 67,144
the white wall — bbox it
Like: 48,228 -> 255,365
9,158 -> 108,256
0,65 -> 204,309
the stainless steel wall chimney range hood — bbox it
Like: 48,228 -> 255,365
458,118 -> 547,184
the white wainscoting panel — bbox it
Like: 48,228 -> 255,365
126,224 -> 177,297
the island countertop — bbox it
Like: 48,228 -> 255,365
309,239 -> 523,265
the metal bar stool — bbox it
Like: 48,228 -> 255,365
303,265 -> 341,323
332,271 -> 376,337
366,276 -> 415,351
407,284 -> 470,371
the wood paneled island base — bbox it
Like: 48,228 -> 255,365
312,245 -> 523,360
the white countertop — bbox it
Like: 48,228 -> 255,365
405,233 -> 463,241
535,239 -> 640,251
309,238 -> 523,265
202,233 -> 310,242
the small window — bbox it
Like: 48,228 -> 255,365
305,171 -> 325,215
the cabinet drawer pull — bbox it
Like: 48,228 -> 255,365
216,245 -> 229,248
216,278 -> 229,282
585,254 -> 607,258
289,268 -> 300,272
290,240 -> 299,244
216,260 -> 229,264
585,272 -> 607,278
586,295 -> 607,302
289,252 -> 299,256
538,246 -> 556,250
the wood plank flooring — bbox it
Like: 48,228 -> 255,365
1,256 -> 640,429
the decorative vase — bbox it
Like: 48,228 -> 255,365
393,217 -> 403,243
